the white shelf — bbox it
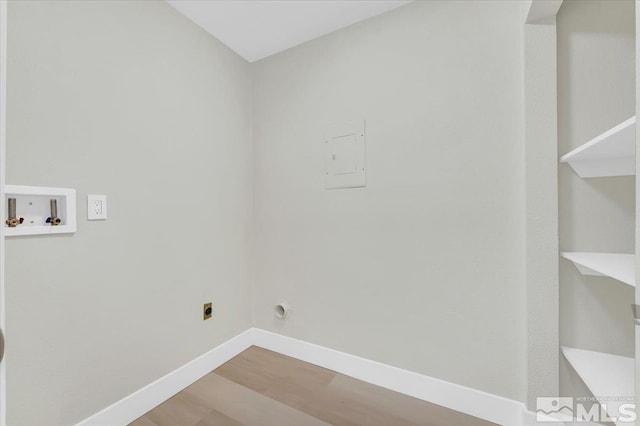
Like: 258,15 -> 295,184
560,116 -> 636,178
561,252 -> 635,287
562,346 -> 634,426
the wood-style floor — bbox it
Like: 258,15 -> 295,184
131,346 -> 496,426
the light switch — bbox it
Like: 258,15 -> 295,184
87,195 -> 107,220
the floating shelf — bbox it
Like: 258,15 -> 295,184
561,252 -> 635,287
560,116 -> 636,178
562,346 -> 634,426
4,185 -> 76,237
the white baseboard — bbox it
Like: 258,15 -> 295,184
76,329 -> 253,426
77,328 -> 539,426
252,328 -> 529,426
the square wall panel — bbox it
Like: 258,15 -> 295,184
324,120 -> 366,189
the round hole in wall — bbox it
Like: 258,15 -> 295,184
274,302 -> 291,319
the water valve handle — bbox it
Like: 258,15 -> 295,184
46,217 -> 61,226
5,217 -> 21,227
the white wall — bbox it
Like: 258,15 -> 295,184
251,0 -> 527,401
556,0 -> 635,400
636,0 -> 640,415
524,17 -> 560,409
6,1 -> 252,424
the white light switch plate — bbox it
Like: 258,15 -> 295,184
87,195 -> 107,220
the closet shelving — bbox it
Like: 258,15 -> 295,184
560,116 -> 636,178
560,116 -> 636,422
561,346 -> 634,426
561,252 -> 635,287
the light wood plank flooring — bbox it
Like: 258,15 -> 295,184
131,346 -> 496,426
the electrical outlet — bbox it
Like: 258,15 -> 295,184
90,199 -> 102,215
203,302 -> 213,320
87,195 -> 107,220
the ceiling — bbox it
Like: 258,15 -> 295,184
166,0 -> 412,63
